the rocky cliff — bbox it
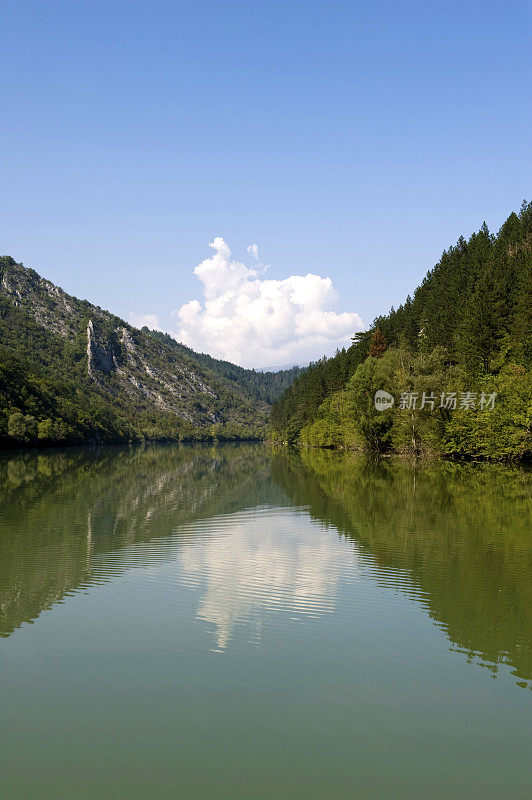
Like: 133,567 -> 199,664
0,256 -> 272,445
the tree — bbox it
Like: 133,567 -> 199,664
38,419 -> 54,440
369,328 -> 387,358
8,412 -> 30,442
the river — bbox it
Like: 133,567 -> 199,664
0,443 -> 530,798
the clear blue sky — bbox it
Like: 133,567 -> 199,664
1,0 -> 530,365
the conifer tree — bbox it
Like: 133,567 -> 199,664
369,328 -> 387,358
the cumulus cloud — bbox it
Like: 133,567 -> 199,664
247,243 -> 260,261
173,237 -> 363,368
128,312 -> 165,331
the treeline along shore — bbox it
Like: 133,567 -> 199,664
270,204 -> 532,461
1,204 -> 530,459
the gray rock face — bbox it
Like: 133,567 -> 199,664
0,257 -> 268,431
87,320 -> 116,375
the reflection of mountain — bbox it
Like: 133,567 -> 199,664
179,508 -> 353,650
0,444 -> 288,637
271,450 -> 532,687
2,443 -> 531,689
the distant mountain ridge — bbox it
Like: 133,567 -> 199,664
256,363 -> 302,373
0,256 -> 301,447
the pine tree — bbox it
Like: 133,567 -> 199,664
369,328 -> 387,358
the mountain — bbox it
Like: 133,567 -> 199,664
139,329 -> 305,405
271,203 -> 532,460
0,257 -> 298,447
256,363 -> 302,373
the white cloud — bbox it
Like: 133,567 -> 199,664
128,312 -> 164,331
173,237 -> 363,368
247,243 -> 259,261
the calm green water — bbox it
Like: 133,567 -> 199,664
0,444 -> 531,799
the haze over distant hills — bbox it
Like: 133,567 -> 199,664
257,364 -> 302,373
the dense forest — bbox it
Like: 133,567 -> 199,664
0,257 -> 301,448
271,203 -> 532,460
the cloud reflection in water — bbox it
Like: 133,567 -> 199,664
178,507 -> 357,651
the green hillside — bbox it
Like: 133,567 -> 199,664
0,257 -> 299,447
271,203 -> 532,460
141,328 -> 304,405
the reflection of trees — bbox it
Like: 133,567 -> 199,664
0,444 -> 283,637
271,450 -> 532,687
2,443 -> 531,688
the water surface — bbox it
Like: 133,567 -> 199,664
0,444 -> 530,798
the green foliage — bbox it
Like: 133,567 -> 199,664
37,419 -> 54,440
442,366 -> 532,459
271,204 -> 532,460
8,412 -> 32,442
0,256 -> 296,448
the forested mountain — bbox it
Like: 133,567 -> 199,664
0,257 -> 299,447
141,328 -> 304,404
271,203 -> 532,459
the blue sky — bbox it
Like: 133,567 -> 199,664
1,0 -> 530,366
